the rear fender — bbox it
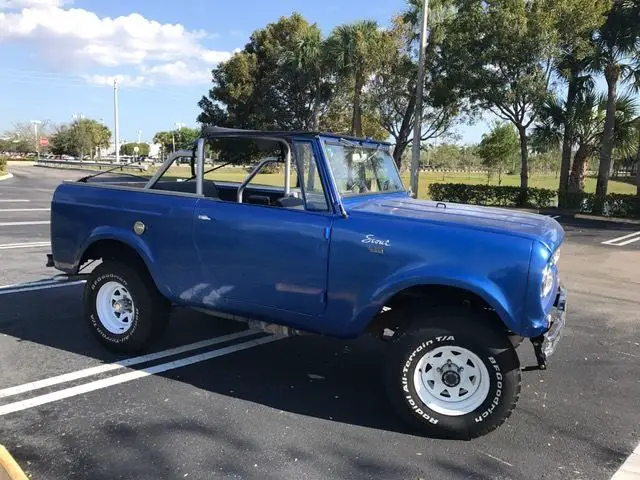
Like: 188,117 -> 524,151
76,226 -> 171,298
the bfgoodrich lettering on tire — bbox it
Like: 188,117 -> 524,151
384,311 -> 520,439
84,260 -> 170,353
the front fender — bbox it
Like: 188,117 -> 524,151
76,226 -> 172,298
349,263 -> 521,336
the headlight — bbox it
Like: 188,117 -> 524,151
541,249 -> 560,298
541,264 -> 554,298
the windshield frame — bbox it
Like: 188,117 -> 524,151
320,138 -> 406,199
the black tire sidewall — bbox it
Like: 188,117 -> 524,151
388,325 -> 519,438
85,263 -> 152,350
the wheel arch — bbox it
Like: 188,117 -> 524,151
357,277 -> 519,338
76,229 -> 170,298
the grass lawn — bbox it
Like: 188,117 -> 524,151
53,164 -> 637,198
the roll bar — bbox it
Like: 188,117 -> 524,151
237,158 -> 280,204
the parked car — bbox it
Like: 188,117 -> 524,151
48,126 -> 566,439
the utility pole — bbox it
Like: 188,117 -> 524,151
409,0 -> 429,198
31,120 -> 42,160
114,79 -> 120,163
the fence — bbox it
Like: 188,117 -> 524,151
35,159 -> 148,172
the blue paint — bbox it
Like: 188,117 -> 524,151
51,134 -> 564,340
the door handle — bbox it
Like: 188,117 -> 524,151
197,214 -> 212,221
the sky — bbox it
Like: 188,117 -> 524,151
0,0 -> 493,144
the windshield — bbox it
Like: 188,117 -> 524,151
323,142 -> 405,197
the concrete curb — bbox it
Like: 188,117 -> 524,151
0,445 -> 28,480
0,173 -> 13,181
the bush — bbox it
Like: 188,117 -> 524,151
0,156 -> 7,173
428,183 -> 556,209
431,183 -> 640,218
558,191 -> 639,218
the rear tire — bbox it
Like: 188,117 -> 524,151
384,310 -> 520,439
84,260 -> 170,353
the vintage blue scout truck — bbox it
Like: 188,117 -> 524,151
48,127 -> 567,439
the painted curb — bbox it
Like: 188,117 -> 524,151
0,173 -> 13,182
0,445 -> 28,480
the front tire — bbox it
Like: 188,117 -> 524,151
384,311 -> 520,439
84,260 -> 170,353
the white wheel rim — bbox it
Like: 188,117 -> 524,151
95,281 -> 135,335
413,345 -> 491,416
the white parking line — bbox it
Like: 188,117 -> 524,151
0,241 -> 50,250
611,442 -> 640,479
0,330 -> 260,399
0,199 -> 29,203
0,280 -> 84,295
602,231 -> 640,246
0,221 -> 49,226
0,208 -> 49,212
0,334 -> 281,416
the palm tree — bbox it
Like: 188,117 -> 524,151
534,89 -> 638,193
326,21 -> 389,137
280,25 -> 328,130
554,53 -> 594,200
591,0 -> 640,210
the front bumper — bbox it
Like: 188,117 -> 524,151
531,284 -> 567,370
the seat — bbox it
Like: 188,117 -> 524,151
275,196 -> 305,210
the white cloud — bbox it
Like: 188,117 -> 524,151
0,0 -> 71,9
140,61 -> 212,86
0,3 -> 233,85
82,74 -> 151,88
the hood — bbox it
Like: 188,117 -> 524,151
345,195 -> 564,252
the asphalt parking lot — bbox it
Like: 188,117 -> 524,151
1,165 -> 639,480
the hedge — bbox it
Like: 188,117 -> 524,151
0,156 -> 7,174
558,191 -> 639,218
429,183 -> 639,218
428,183 -> 556,209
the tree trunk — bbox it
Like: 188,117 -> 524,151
595,64 -> 620,213
518,125 -> 529,205
559,75 -> 579,206
351,76 -> 364,137
311,85 -> 322,130
636,133 -> 640,197
391,89 -> 417,170
568,145 -> 589,193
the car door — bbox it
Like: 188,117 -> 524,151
192,139 -> 333,316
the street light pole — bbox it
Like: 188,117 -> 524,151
409,0 -> 430,198
31,120 -> 42,160
114,79 -> 120,163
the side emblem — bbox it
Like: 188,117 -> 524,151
362,234 -> 390,254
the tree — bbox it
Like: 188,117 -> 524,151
591,0 -> 640,211
120,143 -> 150,156
198,13 -> 330,131
477,123 -> 520,185
326,20 -> 392,137
49,119 -> 110,159
428,143 -> 462,169
2,121 -> 53,154
458,145 -> 480,178
371,4 -> 463,168
280,20 -> 331,130
534,88 -> 638,192
153,128 -> 200,154
441,0 -> 558,198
